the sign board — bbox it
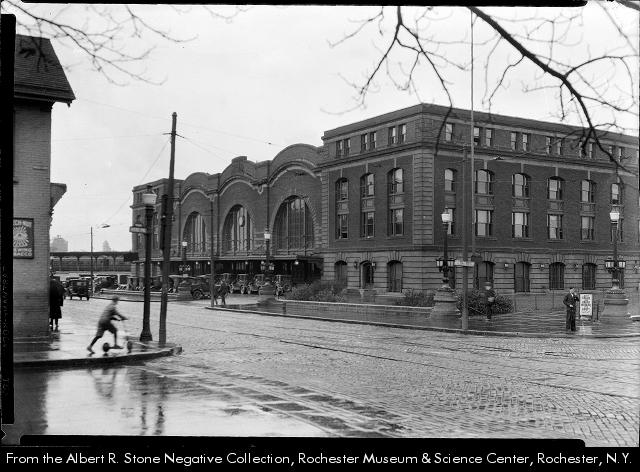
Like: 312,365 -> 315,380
579,294 -> 593,319
129,225 -> 148,234
454,259 -> 475,267
13,218 -> 34,258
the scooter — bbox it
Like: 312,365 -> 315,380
101,319 -> 134,354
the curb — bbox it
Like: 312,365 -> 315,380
14,345 -> 182,369
205,306 -> 640,339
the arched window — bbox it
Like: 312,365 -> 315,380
514,262 -> 531,293
512,173 -> 530,198
475,170 -> 494,195
611,182 -> 623,204
549,262 -> 565,290
581,180 -> 596,203
582,263 -> 596,290
444,169 -> 456,192
183,212 -> 207,253
388,261 -> 402,292
275,196 -> 314,250
548,177 -> 564,200
474,261 -> 494,289
222,206 -> 252,253
335,261 -> 347,286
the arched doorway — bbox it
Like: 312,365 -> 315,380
361,262 -> 374,289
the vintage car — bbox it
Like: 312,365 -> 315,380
190,275 -> 218,300
94,275 -> 118,292
67,277 -> 91,300
273,274 -> 293,297
256,274 -> 277,296
231,273 -> 252,294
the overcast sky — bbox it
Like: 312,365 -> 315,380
11,3 -> 638,251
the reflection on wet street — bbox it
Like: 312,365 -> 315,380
3,366 -> 326,443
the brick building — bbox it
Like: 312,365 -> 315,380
134,103 -> 639,295
12,35 -> 74,335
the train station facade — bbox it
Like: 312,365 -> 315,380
132,103 -> 639,295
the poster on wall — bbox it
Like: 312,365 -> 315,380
13,218 -> 34,259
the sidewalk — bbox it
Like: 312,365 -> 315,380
13,318 -> 181,369
208,297 -> 640,338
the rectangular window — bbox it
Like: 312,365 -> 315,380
336,140 -> 343,157
337,180 -> 349,201
445,123 -> 453,142
484,128 -> 493,147
344,138 -> 350,156
389,208 -> 404,236
388,126 -> 397,145
361,133 -> 368,152
337,214 -> 348,239
548,214 -> 563,240
361,211 -> 375,238
582,264 -> 596,290
548,178 -> 563,200
618,146 -> 623,161
512,212 -> 529,238
522,133 -> 529,151
473,127 -> 480,146
398,124 -> 406,144
608,145 -> 614,158
581,216 -> 594,240
556,140 -> 562,155
370,131 -> 377,150
510,132 -> 517,151
546,137 -> 552,154
588,142 -> 594,159
475,210 -> 493,237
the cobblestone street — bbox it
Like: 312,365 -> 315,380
8,297 -> 640,446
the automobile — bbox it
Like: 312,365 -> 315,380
231,273 -> 252,294
94,275 -> 117,292
249,273 -> 272,294
273,274 -> 293,297
256,274 -> 277,296
190,275 -> 217,300
67,277 -> 91,300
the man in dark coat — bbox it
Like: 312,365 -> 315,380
219,281 -> 229,306
482,281 -> 496,320
563,287 -> 579,332
49,278 -> 65,331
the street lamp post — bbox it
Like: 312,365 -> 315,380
140,188 -> 156,342
604,210 -> 628,306
432,209 -> 458,316
264,228 -> 272,275
180,240 -> 189,276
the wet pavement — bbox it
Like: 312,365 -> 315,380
3,296 -> 639,446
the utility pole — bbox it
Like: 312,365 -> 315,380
159,112 -> 177,345
461,147 -> 469,330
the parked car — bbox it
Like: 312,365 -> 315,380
67,277 -> 91,300
256,274 -> 277,296
274,274 -> 293,297
231,273 -> 251,294
249,274 -> 272,294
190,275 -> 216,300
94,275 -> 117,292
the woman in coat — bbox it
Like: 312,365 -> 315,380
49,278 -> 65,331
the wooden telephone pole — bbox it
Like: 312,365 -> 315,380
159,112 -> 177,345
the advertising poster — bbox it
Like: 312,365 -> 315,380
13,218 -> 34,259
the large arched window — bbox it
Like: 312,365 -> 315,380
222,206 -> 252,253
275,196 -> 314,250
183,212 -> 207,253
549,262 -> 565,290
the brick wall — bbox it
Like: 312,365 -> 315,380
13,102 -> 53,337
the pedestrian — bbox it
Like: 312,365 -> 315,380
211,282 -> 219,306
219,280 -> 228,306
483,281 -> 496,320
563,287 -> 579,332
49,278 -> 65,331
87,295 -> 128,354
